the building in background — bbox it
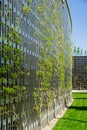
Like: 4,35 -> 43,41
72,46 -> 87,90
0,0 -> 72,130
72,56 -> 87,90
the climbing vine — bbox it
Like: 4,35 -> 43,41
23,0 -> 33,16
0,5 -> 26,130
33,0 -> 72,129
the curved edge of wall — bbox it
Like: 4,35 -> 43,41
65,0 -> 72,33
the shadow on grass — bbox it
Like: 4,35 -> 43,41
74,98 -> 87,99
72,93 -> 87,94
61,118 -> 87,123
68,106 -> 87,111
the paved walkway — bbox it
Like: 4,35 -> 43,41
72,90 -> 87,92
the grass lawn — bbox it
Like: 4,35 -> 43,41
52,92 -> 87,130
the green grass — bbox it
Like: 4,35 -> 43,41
52,93 -> 87,130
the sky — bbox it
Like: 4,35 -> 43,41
68,0 -> 87,51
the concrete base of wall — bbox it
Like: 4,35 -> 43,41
21,93 -> 72,130
43,98 -> 73,130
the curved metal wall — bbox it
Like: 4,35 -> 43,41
0,0 -> 72,130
